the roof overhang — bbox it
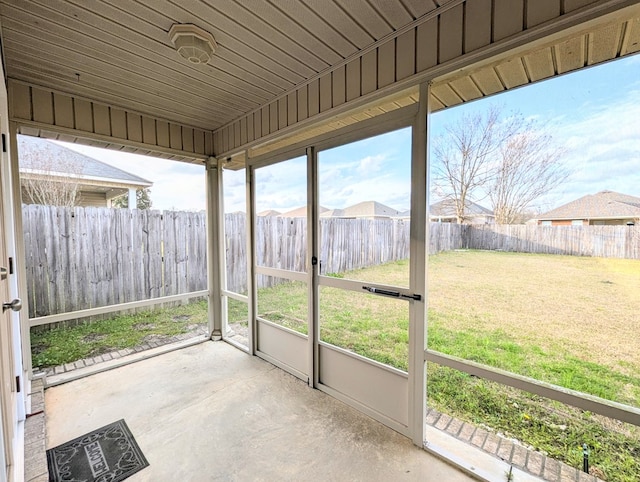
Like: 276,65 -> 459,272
19,168 -> 153,190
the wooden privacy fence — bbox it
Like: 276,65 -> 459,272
466,224 -> 640,259
23,205 -> 208,319
23,205 -> 639,318
225,213 -> 429,293
25,208 -> 462,317
225,215 -> 469,293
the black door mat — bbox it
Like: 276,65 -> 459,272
47,419 -> 149,482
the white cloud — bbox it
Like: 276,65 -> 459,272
357,154 -> 385,176
551,88 -> 640,205
222,168 -> 247,212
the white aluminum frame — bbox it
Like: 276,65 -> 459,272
223,76 -> 640,451
247,153 -> 310,379
408,83 -> 430,445
217,161 -> 253,353
426,350 -> 640,427
29,290 -> 209,327
206,158 -> 223,340
241,98 -> 430,443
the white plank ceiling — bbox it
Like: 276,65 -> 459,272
0,0 -> 638,161
0,0 -> 439,131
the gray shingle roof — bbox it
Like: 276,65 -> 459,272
280,206 -> 329,217
341,201 -> 401,218
321,208 -> 345,217
257,209 -> 282,216
538,191 -> 640,220
18,136 -> 152,185
429,199 -> 493,217
280,201 -> 403,218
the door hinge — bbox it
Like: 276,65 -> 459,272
15,376 -> 20,393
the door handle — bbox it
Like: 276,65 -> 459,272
362,286 -> 422,301
362,286 -> 400,297
2,298 -> 22,313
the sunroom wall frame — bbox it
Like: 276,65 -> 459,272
241,97 -> 429,443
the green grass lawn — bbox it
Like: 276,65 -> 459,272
32,250 -> 640,480
31,301 -> 208,368
255,252 -> 640,404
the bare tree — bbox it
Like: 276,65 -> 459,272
21,156 -> 83,207
489,131 -> 567,224
431,106 -> 521,223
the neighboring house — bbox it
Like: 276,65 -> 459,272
257,209 -> 281,216
18,136 -> 152,208
429,199 -> 495,224
264,199 -> 502,223
322,201 -> 403,219
536,191 -> 640,226
278,201 -> 404,219
279,205 -> 329,217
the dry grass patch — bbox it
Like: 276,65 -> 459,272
428,250 -> 640,370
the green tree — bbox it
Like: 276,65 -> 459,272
113,188 -> 152,209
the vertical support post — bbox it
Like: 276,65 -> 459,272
306,146 -> 319,388
206,157 -> 223,340
408,82 -> 430,447
127,188 -> 136,210
245,165 -> 257,355
217,162 -> 228,338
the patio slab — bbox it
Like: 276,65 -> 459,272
45,341 -> 474,481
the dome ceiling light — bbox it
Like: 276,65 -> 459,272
169,24 -> 218,65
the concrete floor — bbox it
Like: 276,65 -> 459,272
45,341 -> 475,481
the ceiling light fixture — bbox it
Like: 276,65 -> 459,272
169,24 -> 218,65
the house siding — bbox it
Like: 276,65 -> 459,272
541,219 -> 637,226
9,81 -> 213,161
21,188 -> 108,207
78,191 -> 108,207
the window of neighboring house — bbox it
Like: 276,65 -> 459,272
541,220 -> 552,226
571,220 -> 583,226
592,220 -> 605,225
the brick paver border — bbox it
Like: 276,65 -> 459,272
426,407 -> 603,482
40,328 -> 208,378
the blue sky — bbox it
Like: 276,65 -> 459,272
65,54 -> 640,214
431,53 -> 640,212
